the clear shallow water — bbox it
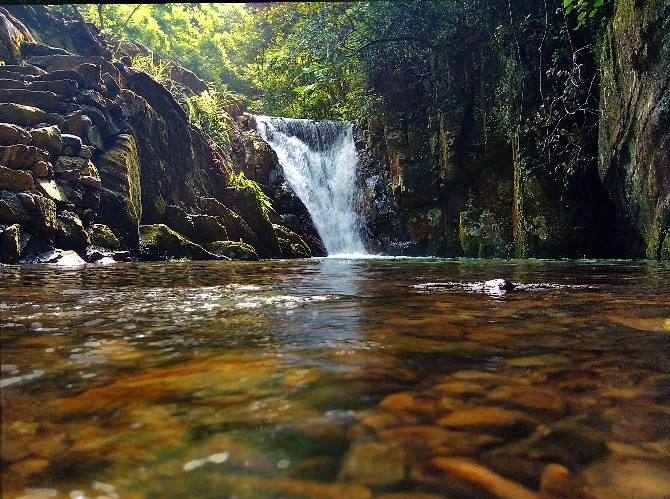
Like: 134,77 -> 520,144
1,258 -> 670,498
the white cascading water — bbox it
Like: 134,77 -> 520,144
255,115 -> 366,256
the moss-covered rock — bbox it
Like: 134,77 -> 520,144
139,224 -> 228,261
273,223 -> 311,258
87,223 -> 120,250
96,134 -> 142,247
206,240 -> 258,261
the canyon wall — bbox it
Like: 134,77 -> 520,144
358,0 -> 668,260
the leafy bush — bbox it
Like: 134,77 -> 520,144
130,54 -> 172,85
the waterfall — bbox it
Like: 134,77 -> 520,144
255,115 -> 366,256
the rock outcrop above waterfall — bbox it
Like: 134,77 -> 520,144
0,5 -> 323,264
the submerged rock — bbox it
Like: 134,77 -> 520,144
339,441 -> 406,486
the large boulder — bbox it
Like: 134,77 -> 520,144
0,89 -> 59,111
29,125 -> 61,155
206,240 -> 258,261
199,197 -> 260,248
0,190 -> 56,235
96,134 -> 142,248
139,224 -> 227,261
0,103 -> 47,126
54,156 -> 101,188
273,223 -> 311,258
87,223 -> 120,250
0,165 -> 34,191
163,204 -> 229,245
0,9 -> 35,63
0,122 -> 31,145
0,144 -> 49,170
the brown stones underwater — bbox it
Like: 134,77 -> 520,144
2,258 -> 670,498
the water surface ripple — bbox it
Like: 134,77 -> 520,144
2,259 -> 670,498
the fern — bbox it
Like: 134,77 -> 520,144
228,171 -> 274,217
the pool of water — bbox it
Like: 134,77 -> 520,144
1,258 -> 670,498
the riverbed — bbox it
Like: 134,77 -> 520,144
2,258 -> 670,498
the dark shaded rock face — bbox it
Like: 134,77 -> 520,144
356,8 -> 667,260
598,0 -> 670,259
0,5 -> 322,264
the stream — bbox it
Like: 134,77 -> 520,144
2,258 -> 670,498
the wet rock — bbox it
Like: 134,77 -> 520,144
0,144 -> 49,170
438,407 -> 536,437
33,248 -> 86,266
540,463 -> 593,499
0,223 -> 20,263
29,125 -> 61,155
0,103 -> 47,126
0,165 -> 34,191
0,89 -> 59,111
55,211 -> 89,251
139,224 -> 228,261
339,441 -> 406,486
206,240 -> 258,261
514,420 -> 608,469
96,134 -> 141,247
87,223 -> 120,250
429,457 -> 539,499
27,78 -> 78,97
0,122 -> 31,145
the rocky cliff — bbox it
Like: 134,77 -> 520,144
598,0 -> 670,259
358,0 -> 669,260
0,5 -> 322,264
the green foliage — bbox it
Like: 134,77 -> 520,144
563,0 -> 609,28
228,171 -> 274,217
184,89 -> 241,150
130,54 -> 172,86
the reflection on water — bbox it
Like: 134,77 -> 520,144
1,259 -> 670,498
